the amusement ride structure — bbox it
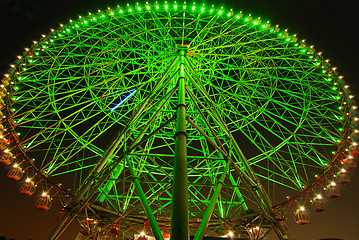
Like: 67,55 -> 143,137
0,1 -> 358,239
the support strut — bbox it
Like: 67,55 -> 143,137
125,155 -> 164,240
47,55 -> 180,240
170,46 -> 189,240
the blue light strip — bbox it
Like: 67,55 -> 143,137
110,89 -> 137,112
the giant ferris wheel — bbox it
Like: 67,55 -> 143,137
0,2 -> 358,240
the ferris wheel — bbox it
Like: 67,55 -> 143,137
1,1 -> 358,240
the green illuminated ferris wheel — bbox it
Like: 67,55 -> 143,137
1,1 -> 358,240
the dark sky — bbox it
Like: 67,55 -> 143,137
0,0 -> 358,239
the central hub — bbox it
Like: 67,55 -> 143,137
177,44 -> 189,53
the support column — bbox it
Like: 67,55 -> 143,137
170,46 -> 189,240
48,55 -> 180,240
184,58 -> 286,240
125,155 -> 164,240
194,160 -> 231,240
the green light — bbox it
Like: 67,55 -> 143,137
7,7 -> 347,235
129,8 -> 132,12
92,17 -> 96,21
84,20 -> 88,24
101,14 -> 105,17
75,24 -> 79,28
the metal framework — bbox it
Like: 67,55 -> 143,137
0,2 -> 356,240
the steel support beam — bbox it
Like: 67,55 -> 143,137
193,160 -> 231,240
170,46 -> 189,240
184,56 -> 286,240
47,55 -> 180,240
125,155 -> 164,240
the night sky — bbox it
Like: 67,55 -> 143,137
0,0 -> 358,239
